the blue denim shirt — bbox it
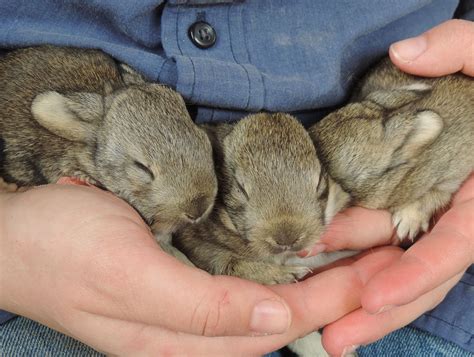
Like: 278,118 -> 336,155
0,0 -> 473,352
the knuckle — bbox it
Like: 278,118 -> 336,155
191,288 -> 232,337
445,19 -> 474,41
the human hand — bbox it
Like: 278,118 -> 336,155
0,183 -> 403,355
309,20 -> 474,354
314,174 -> 473,355
389,19 -> 474,76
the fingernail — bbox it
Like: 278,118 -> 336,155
341,345 -> 359,357
391,35 -> 427,62
298,243 -> 327,257
298,249 -> 310,257
374,305 -> 395,314
250,299 -> 290,335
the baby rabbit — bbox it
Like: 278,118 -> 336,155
0,46 -> 217,235
310,58 -> 474,240
172,113 -> 351,356
172,112 -> 351,283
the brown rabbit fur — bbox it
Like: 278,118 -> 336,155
171,113 -> 352,356
172,113 -> 350,285
310,57 -> 474,240
0,46 -> 217,234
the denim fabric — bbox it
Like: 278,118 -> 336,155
0,311 -> 15,325
2,318 -> 471,357
357,326 -> 474,357
412,265 -> 474,353
0,317 -> 103,356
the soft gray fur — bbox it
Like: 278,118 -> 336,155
0,46 -> 217,234
310,58 -> 474,240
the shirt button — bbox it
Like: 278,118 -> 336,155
188,21 -> 217,49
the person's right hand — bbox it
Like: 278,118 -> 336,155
0,183 -> 404,355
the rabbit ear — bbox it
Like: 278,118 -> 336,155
324,177 -> 351,225
31,91 -> 104,143
388,110 -> 444,167
366,83 -> 431,110
119,63 -> 146,85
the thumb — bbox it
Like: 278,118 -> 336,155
91,240 -> 292,338
389,19 -> 474,76
156,256 -> 293,337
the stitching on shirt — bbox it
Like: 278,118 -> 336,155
175,6 -> 184,56
241,66 -> 251,110
240,9 -> 265,110
240,8 -> 251,63
174,4 -> 196,99
188,56 -> 197,100
227,4 -> 251,110
422,313 -> 474,337
157,58 -> 168,83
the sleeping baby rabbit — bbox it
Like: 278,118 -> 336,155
0,46 -> 217,236
309,57 -> 474,240
172,112 -> 354,356
173,112 -> 352,284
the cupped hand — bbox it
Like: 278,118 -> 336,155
0,183 -> 403,355
304,20 -> 474,355
319,174 -> 473,355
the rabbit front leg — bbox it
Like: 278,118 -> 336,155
173,233 -> 311,284
392,188 -> 452,241
155,232 -> 196,267
226,257 -> 312,285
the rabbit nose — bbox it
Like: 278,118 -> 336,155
183,195 -> 210,223
273,231 -> 299,247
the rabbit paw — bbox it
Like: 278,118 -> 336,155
272,265 -> 312,284
251,264 -> 312,285
392,205 -> 430,241
231,260 -> 312,285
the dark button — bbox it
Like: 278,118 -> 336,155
188,21 -> 216,49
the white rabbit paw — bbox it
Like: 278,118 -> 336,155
392,205 -> 430,241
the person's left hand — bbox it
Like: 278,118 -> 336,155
319,174 -> 474,355
304,20 -> 474,356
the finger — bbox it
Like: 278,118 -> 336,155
272,247 -> 403,334
77,237 -> 293,338
5,185 -> 292,339
58,310 -> 288,356
322,273 -> 463,356
56,176 -> 95,187
299,207 -> 394,257
361,196 -> 474,313
452,173 -> 474,206
300,175 -> 474,257
390,19 -> 474,76
58,248 -> 402,356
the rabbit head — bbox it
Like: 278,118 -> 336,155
218,113 -> 349,257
